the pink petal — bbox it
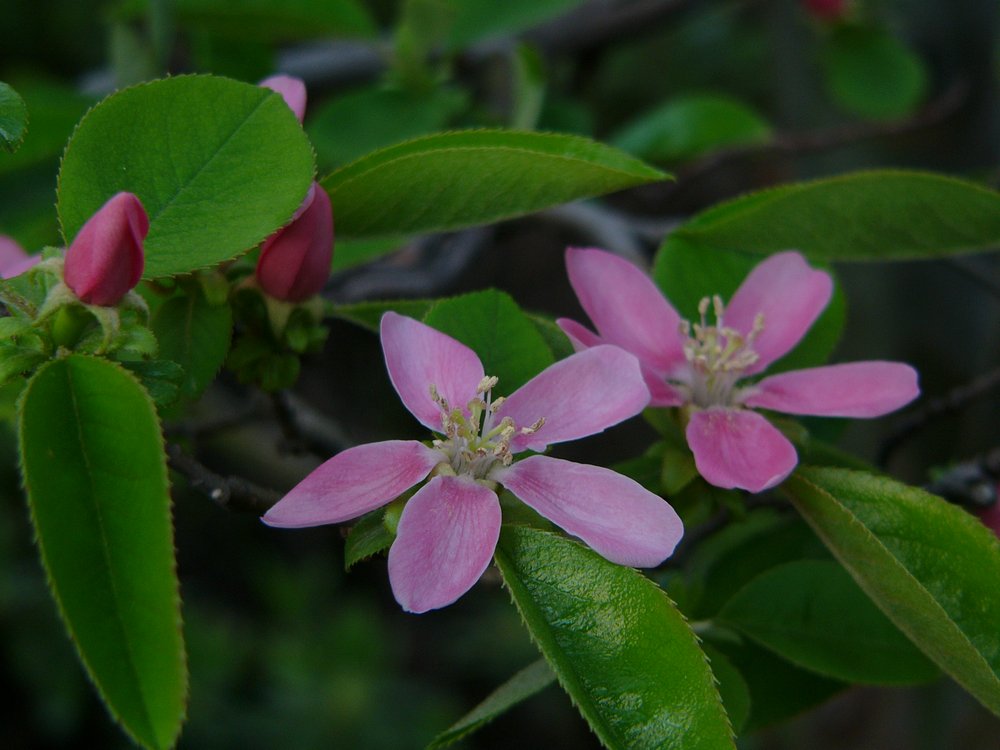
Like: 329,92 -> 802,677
557,317 -> 682,406
381,312 -> 485,433
686,408 -> 798,493
497,345 -> 649,453
565,247 -> 687,375
262,440 -> 442,528
744,361 -> 919,417
980,502 -> 1000,539
0,236 -> 38,279
260,74 -> 307,123
388,475 -> 501,613
496,455 -> 683,567
723,251 -> 833,374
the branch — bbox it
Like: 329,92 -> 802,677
167,443 -> 282,513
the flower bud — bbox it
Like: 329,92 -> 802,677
0,235 -> 39,279
256,183 -> 334,303
803,0 -> 849,22
64,192 -> 148,306
260,74 -> 307,123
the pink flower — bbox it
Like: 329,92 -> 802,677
260,74 -> 307,123
0,235 -> 39,279
264,312 -> 683,613
64,192 -> 147,306
981,500 -> 1000,539
255,183 -> 334,302
558,248 -> 919,493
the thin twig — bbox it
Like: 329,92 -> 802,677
167,443 -> 282,513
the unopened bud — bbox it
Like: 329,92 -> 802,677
260,74 -> 307,123
64,192 -> 148,306
0,235 -> 39,279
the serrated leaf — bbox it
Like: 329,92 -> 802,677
0,81 -> 29,153
495,526 -> 735,750
344,509 -> 394,571
19,355 -> 186,749
719,560 -> 939,685
784,467 -> 1000,716
424,290 -> 554,392
428,658 -> 555,749
151,288 -> 233,400
58,75 -> 315,279
672,170 -> 1000,261
701,644 -> 750,734
323,130 -> 667,240
330,298 -> 435,332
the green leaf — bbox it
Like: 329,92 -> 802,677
448,0 -> 588,47
652,235 -> 845,374
0,78 -> 92,176
424,290 -> 554,392
330,298 -> 435,332
495,526 -> 735,750
323,130 -> 667,240
0,81 -> 29,153
344,509 -> 394,571
719,560 -> 939,685
822,26 -> 927,120
612,94 -> 771,163
428,658 -> 556,749
701,645 -> 750,734
784,467 -> 1000,716
672,170 -> 1000,261
18,355 -> 185,749
58,75 -> 315,279
332,235 -> 410,271
151,288 -> 233,400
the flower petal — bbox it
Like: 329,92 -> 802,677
262,440 -> 442,527
555,316 -> 604,351
686,408 -> 798,492
744,361 -> 919,417
496,455 -> 683,567
497,345 -> 649,453
0,235 -> 38,279
388,475 -> 501,613
260,74 -> 307,123
565,247 -> 687,374
980,502 -> 1000,539
723,251 -> 833,374
381,312 -> 485,433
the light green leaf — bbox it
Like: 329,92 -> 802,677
58,75 -> 315,279
672,171 -> 1000,261
19,355 -> 186,749
323,130 -> 666,240
330,299 -> 435,332
784,467 -> 1000,715
344,509 -> 394,571
719,560 -> 939,685
0,81 -> 28,153
424,290 -> 554,392
428,659 -> 556,749
495,526 -> 735,750
613,94 -> 771,163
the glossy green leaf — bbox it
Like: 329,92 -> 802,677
323,130 -> 666,240
495,526 -> 735,750
673,171 -> 1000,261
330,299 -> 435,332
720,560 -> 939,684
343,509 -> 394,571
613,94 -> 770,163
448,0 -> 588,47
424,290 -> 554,392
652,235 -> 845,374
428,658 -> 556,749
150,287 -> 233,400
822,26 -> 927,120
784,467 -> 1000,715
58,75 -> 315,279
0,81 -> 28,153
19,355 -> 185,749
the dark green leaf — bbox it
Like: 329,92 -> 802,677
0,81 -> 28,153
332,235 -> 410,272
344,509 -> 394,571
323,130 -> 666,240
58,75 -> 315,279
701,644 -> 750,734
527,314 -> 574,361
0,78 -> 92,176
495,526 -> 735,750
19,355 -> 186,749
151,288 -> 233,400
424,290 -> 554,392
427,659 -> 556,749
785,467 -> 1000,715
330,299 -> 435,332
448,0 -> 588,47
672,171 -> 1000,261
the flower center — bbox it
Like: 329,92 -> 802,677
429,376 -> 544,479
676,295 -> 764,408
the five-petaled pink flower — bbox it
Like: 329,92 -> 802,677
264,312 -> 684,613
64,192 -> 148,306
0,235 -> 39,279
558,248 -> 919,493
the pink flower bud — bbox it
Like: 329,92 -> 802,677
256,183 -> 333,302
803,0 -> 849,21
981,499 -> 1000,539
0,235 -> 39,279
64,192 -> 148,306
260,75 -> 307,123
